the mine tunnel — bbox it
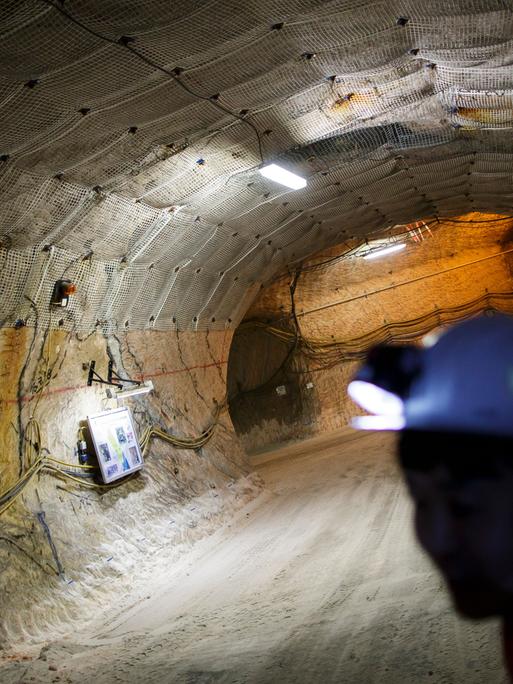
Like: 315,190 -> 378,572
2,2 -> 513,682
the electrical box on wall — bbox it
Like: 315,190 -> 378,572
87,407 -> 144,483
50,279 -> 76,307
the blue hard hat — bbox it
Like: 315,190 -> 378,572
349,314 -> 513,438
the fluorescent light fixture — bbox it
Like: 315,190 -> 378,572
348,380 -> 404,416
363,243 -> 406,260
259,164 -> 307,190
114,380 -> 154,402
351,415 -> 406,431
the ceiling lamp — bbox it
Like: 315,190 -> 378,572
363,243 -> 406,260
259,163 -> 307,190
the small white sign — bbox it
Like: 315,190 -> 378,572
87,407 -> 143,483
305,382 -> 314,390
275,385 -> 287,396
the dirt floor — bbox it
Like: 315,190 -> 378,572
0,429 -> 506,683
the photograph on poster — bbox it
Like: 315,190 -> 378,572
129,446 -> 141,465
87,407 -> 144,483
116,427 -> 127,444
107,464 -> 118,478
99,443 -> 111,462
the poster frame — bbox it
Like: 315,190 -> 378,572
87,407 -> 144,483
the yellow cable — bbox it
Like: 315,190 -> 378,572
1,395 -> 225,517
32,309 -> 54,419
42,464 -> 133,489
0,460 -> 45,516
46,456 -> 96,470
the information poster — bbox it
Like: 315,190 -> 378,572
87,407 -> 144,483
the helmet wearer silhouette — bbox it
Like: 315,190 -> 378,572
349,314 -> 513,680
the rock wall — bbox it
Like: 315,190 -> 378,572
229,214 -> 513,451
0,326 -> 257,646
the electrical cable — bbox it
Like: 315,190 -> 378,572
0,458 -> 45,516
37,0 -> 265,164
0,398 -> 226,518
42,463 -> 134,489
291,292 -> 513,361
32,315 -> 52,417
436,215 -> 513,224
139,400 -> 226,456
233,292 -> 513,396
45,456 -> 95,470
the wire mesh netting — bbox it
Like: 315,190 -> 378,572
2,1 -> 513,332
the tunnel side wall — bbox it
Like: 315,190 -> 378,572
0,327 -> 256,645
229,217 -> 513,452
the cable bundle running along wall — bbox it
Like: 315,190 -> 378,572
139,400 -> 226,456
240,291 -> 513,375
0,404 -> 227,519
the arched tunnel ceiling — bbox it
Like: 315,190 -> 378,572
1,0 -> 513,332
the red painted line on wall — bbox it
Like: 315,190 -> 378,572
2,383 -> 87,405
1,360 -> 228,405
134,360 -> 227,381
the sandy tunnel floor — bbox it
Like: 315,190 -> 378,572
0,429 -> 507,683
